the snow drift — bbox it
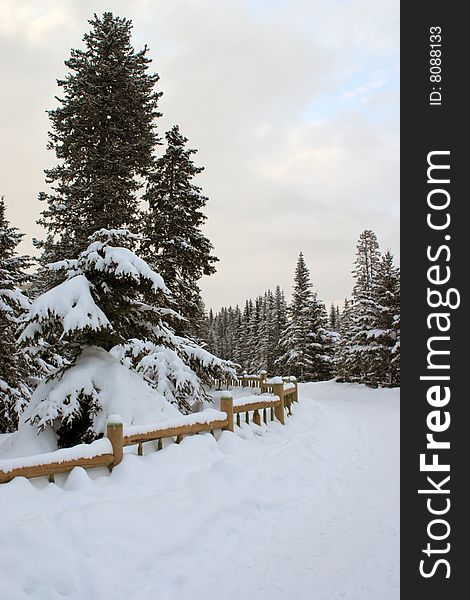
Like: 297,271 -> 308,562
0,347 -> 180,459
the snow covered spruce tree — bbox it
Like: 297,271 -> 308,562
336,299 -> 353,383
0,198 -> 31,432
256,288 -> 288,375
20,229 -> 169,446
337,230 -> 381,385
34,12 -> 162,293
337,230 -> 400,387
21,229 -> 234,447
329,303 -> 341,331
373,251 -> 400,386
279,253 -> 334,381
142,125 -> 218,334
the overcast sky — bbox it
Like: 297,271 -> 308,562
0,0 -> 399,311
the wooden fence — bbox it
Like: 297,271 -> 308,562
0,375 -> 298,485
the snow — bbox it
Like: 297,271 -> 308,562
124,409 -> 228,437
81,242 -> 170,294
107,414 -> 123,426
177,337 -> 237,372
266,376 -> 284,384
19,275 -> 110,341
367,328 -> 388,339
0,381 -> 399,599
112,341 -> 203,408
0,438 -> 112,474
232,393 -> 278,407
0,347 -> 180,459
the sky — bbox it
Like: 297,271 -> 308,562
0,0 -> 399,311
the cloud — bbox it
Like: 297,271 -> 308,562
0,0 -> 399,310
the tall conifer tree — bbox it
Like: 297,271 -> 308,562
0,198 -> 31,432
142,125 -> 218,331
337,231 -> 400,387
35,12 -> 162,289
344,230 -> 381,384
373,250 -> 400,386
279,253 -> 332,381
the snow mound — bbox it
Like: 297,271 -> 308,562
1,347 -> 180,459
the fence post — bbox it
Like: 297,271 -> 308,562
220,392 -> 234,432
242,370 -> 247,385
290,376 -> 299,403
259,369 -> 267,391
253,410 -> 261,425
272,380 -> 285,425
107,415 -> 124,468
285,393 -> 292,416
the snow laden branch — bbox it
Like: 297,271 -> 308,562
19,275 -> 111,344
111,336 -> 237,413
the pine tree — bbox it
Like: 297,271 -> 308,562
310,293 -> 336,380
329,302 -> 341,331
257,291 -> 274,374
191,297 -> 210,345
373,251 -> 400,386
336,231 -> 400,387
0,197 -> 31,432
345,230 -> 381,385
272,286 -> 288,373
238,300 -> 253,370
35,12 -> 162,289
335,305 -> 341,330
279,252 -> 332,381
142,125 -> 218,331
336,298 -> 353,382
22,228 -> 235,446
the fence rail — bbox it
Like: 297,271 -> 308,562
0,375 -> 298,485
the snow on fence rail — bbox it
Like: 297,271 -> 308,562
0,439 -> 115,484
0,375 -> 298,484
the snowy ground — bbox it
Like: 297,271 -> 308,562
0,382 -> 399,600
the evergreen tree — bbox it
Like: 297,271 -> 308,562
336,231 -> 400,387
336,298 -> 353,382
344,230 -> 381,385
272,286 -> 288,372
310,293 -> 336,380
279,252 -> 332,381
35,12 -> 162,289
22,229 -> 234,446
142,125 -> 218,331
373,251 -> 400,386
191,297 -> 210,345
257,291 -> 276,374
239,299 -> 253,370
335,305 -> 341,330
329,302 -> 341,331
0,198 -> 31,432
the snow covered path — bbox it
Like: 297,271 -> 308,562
0,382 -> 399,600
